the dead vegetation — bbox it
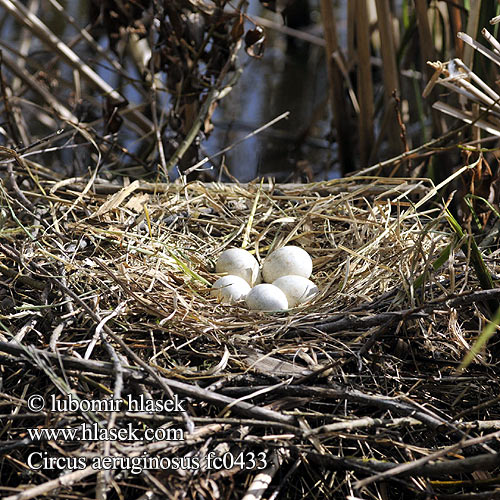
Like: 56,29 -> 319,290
1,1 -> 500,499
1,169 -> 500,499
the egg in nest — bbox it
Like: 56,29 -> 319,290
216,248 -> 260,286
272,275 -> 318,308
245,284 -> 288,311
211,275 -> 251,304
262,246 -> 312,283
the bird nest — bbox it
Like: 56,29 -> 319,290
1,173 -> 500,499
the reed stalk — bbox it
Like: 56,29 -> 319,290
374,0 -> 402,157
463,1 -> 482,69
320,0 -> 354,173
356,0 -> 375,167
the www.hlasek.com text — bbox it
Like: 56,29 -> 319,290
28,422 -> 184,442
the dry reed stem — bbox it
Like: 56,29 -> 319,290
415,0 -> 446,139
427,34 -> 500,138
319,0 -> 354,173
463,0 -> 483,69
374,0 -> 402,156
356,0 -> 375,167
0,50 -> 77,123
0,0 -> 152,132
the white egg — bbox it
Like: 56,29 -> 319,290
216,248 -> 260,286
245,284 -> 288,311
262,246 -> 313,283
272,275 -> 318,308
211,275 -> 251,304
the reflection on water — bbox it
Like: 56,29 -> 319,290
205,1 -> 339,182
0,0 -> 343,182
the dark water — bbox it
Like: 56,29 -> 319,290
1,0 -> 342,181
204,1 -> 338,182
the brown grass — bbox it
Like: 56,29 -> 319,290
1,165 -> 500,498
